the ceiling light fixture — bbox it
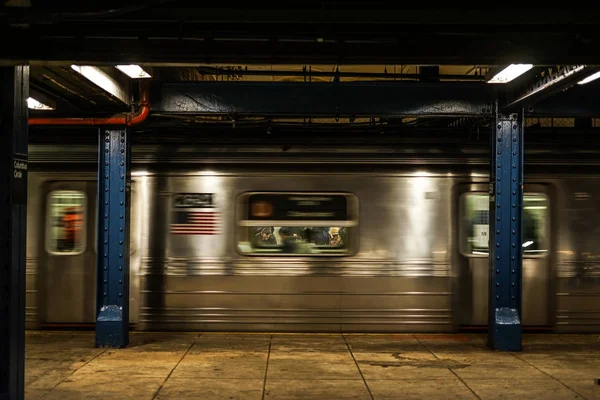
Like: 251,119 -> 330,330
487,64 -> 534,84
71,65 -> 129,104
577,70 -> 600,85
116,65 -> 151,79
27,97 -> 54,110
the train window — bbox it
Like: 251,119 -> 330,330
46,190 -> 86,255
236,192 -> 358,256
460,193 -> 549,257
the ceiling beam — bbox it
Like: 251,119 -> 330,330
502,65 -> 600,112
4,6 -> 600,25
152,81 -> 495,118
524,84 -> 600,117
2,32 -> 600,65
4,6 -> 600,65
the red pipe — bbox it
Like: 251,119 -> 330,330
29,82 -> 150,127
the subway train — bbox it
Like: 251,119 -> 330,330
24,131 -> 600,333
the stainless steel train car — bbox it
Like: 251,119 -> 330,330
24,137 -> 600,333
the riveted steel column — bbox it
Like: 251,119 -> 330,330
96,128 -> 131,348
488,110 -> 523,351
0,66 -> 28,400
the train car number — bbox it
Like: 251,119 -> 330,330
173,193 -> 214,208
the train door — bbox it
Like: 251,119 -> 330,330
455,183 -> 552,328
41,181 -> 97,324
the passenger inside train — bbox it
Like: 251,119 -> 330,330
306,227 -> 330,245
253,227 -> 277,246
46,190 -> 86,255
61,206 -> 84,251
245,226 -> 347,254
278,227 -> 300,253
329,227 -> 342,246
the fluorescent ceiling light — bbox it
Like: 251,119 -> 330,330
522,241 -> 534,248
487,64 -> 534,84
116,65 -> 151,79
577,70 -> 600,85
71,65 -> 128,104
27,97 -> 54,110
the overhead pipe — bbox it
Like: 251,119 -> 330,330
29,81 -> 150,126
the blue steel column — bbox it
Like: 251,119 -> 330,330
0,66 -> 28,400
96,128 -> 131,348
488,110 -> 524,351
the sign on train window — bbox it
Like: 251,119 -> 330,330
460,193 -> 549,257
236,192 -> 358,255
46,190 -> 86,255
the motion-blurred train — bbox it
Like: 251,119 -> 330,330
24,131 -> 600,333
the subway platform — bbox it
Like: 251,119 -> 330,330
24,331 -> 600,399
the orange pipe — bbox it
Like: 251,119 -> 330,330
29,82 -> 150,127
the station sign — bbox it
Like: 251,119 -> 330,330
247,193 -> 348,221
12,152 -> 27,205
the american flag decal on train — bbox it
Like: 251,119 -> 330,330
170,211 -> 221,235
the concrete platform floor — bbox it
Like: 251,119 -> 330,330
24,331 -> 600,400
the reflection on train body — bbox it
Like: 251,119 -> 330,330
23,156 -> 600,333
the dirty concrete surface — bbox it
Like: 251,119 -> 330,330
24,332 -> 600,399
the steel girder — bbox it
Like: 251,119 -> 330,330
95,128 -> 131,348
152,82 -> 496,118
3,7 -> 600,64
525,84 -> 600,117
502,65 -> 600,112
0,66 -> 29,400
3,35 -> 600,65
488,111 -> 524,351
